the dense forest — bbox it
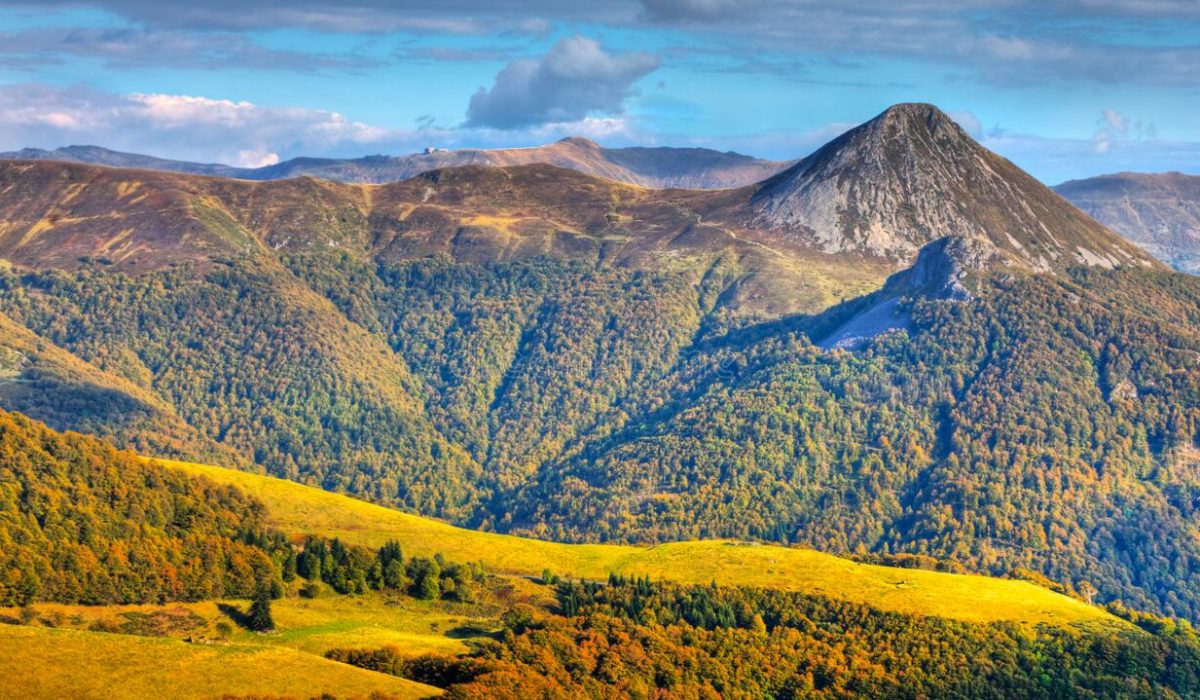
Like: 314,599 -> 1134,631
2,255 -> 1200,620
335,576 -> 1200,699
0,409 -> 485,608
0,410 -> 274,605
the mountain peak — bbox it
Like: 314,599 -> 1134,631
874,101 -> 955,126
747,102 -> 1157,272
557,136 -> 601,149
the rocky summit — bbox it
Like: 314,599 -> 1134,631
747,103 -> 1154,272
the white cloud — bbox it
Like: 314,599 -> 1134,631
236,150 -> 281,168
0,82 -> 661,165
949,110 -> 983,139
2,1 -> 631,34
979,123 -> 1197,184
1100,108 -> 1128,134
1090,108 -> 1160,156
465,36 -> 661,129
641,0 -> 762,21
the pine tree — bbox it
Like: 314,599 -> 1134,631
281,551 -> 297,582
247,583 -> 275,632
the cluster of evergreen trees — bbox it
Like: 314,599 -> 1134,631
290,536 -> 483,602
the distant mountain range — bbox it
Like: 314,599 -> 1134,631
1056,172 -> 1200,273
0,138 -> 793,190
10,137 -> 1200,281
0,104 -> 1149,321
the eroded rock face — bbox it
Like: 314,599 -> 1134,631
749,103 -> 1156,272
817,236 -> 1001,350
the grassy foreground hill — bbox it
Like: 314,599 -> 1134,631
163,457 -> 1122,631
0,625 -> 439,700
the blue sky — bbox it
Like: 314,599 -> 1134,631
0,1 -> 1197,183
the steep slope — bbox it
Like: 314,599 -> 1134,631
1056,172 -> 1200,273
0,409 -> 279,605
0,308 -> 236,462
2,138 -> 792,189
747,103 -> 1156,271
510,266 -> 1200,619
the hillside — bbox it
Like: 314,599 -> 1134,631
0,145 -> 241,178
1,138 -> 793,189
10,411 -> 1198,699
0,307 -> 238,462
1056,171 -> 1200,273
0,625 -> 438,700
0,410 -> 281,605
163,457 -> 1123,631
0,103 -> 1195,625
0,157 -> 884,317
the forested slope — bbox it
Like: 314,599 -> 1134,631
0,410 -> 275,605
0,104 -> 1197,625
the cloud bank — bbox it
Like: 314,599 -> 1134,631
0,84 -> 401,166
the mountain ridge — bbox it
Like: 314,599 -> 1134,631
1056,171 -> 1200,273
747,103 -> 1156,273
0,104 -> 1159,320
1,138 -> 794,190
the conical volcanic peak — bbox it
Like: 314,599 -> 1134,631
749,103 -> 1158,272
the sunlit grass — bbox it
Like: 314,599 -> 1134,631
0,624 -> 439,700
7,593 -> 490,660
163,458 -> 1131,632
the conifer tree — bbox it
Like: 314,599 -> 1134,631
247,583 -> 275,632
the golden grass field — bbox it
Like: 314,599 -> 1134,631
0,624 -> 440,699
0,565 -> 560,699
163,458 -> 1130,632
7,593 -> 495,658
